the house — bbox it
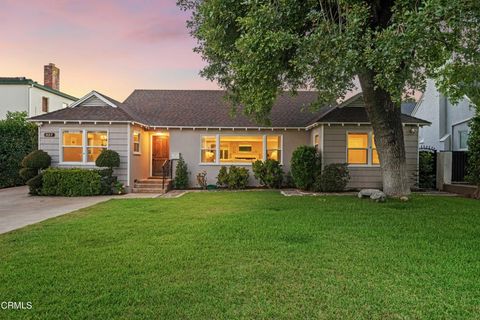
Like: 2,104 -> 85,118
30,90 -> 428,192
412,79 -> 475,152
0,63 -> 77,119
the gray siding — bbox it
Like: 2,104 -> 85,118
168,129 -> 309,187
322,124 -> 419,189
39,123 -> 129,186
129,125 -> 150,186
81,96 -> 109,107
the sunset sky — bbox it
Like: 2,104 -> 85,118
0,0 -> 217,101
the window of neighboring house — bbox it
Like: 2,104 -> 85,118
133,131 -> 141,154
200,135 -> 282,164
314,134 -> 320,150
42,97 -> 49,113
459,130 -> 469,150
61,130 -> 108,163
347,132 -> 380,166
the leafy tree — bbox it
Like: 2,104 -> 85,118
179,0 -> 480,196
0,112 -> 37,188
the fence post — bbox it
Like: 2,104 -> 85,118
436,151 -> 452,190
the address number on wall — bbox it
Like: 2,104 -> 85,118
44,132 -> 55,138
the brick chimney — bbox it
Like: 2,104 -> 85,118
44,63 -> 60,90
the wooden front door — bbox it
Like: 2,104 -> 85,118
152,135 -> 169,176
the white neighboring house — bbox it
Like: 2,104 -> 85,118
0,63 -> 77,119
412,79 -> 475,151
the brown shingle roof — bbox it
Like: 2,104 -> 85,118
122,90 -> 325,127
314,105 -> 430,125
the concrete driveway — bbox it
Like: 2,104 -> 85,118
0,186 -> 159,234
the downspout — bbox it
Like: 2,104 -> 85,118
28,84 -> 33,116
127,124 -> 131,190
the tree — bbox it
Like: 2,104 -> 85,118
466,109 -> 480,199
178,0 -> 480,196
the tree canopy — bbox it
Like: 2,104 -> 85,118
179,0 -> 480,123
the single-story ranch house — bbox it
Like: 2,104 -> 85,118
30,90 -> 429,192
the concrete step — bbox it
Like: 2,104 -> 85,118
137,179 -> 172,184
132,187 -> 167,194
443,183 -> 477,197
134,183 -> 171,188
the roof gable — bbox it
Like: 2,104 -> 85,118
70,91 -> 119,108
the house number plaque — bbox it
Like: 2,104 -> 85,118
44,132 -> 55,138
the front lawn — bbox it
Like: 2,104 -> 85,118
1,192 -> 480,319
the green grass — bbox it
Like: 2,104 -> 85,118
1,192 -> 480,319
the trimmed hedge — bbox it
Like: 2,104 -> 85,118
0,112 -> 37,188
21,150 -> 51,170
95,149 -> 120,169
41,168 -> 102,197
313,163 -> 350,192
252,159 -> 284,188
217,166 -> 249,189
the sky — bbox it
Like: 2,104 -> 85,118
0,0 -> 218,101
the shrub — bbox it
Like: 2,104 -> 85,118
26,173 -> 43,195
466,112 -> 480,199
95,149 -> 120,169
97,168 -> 117,195
21,150 -> 51,170
19,167 -> 38,181
290,145 -> 321,190
41,168 -> 101,196
217,166 -> 229,187
283,171 -> 295,188
0,112 -> 38,188
252,159 -> 284,188
314,163 -> 350,192
418,151 -> 436,189
196,171 -> 208,189
217,166 -> 250,189
174,155 -> 189,189
226,166 -> 249,189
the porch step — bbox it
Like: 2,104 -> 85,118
132,178 -> 172,193
443,183 -> 477,197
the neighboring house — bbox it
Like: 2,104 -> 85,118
412,79 -> 475,151
0,63 -> 77,119
30,90 -> 428,192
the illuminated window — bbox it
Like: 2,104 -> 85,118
62,130 -> 83,162
133,131 -> 141,154
87,131 -> 108,162
201,136 -> 216,163
372,135 -> 379,164
314,134 -> 320,150
347,132 -> 380,165
200,135 -> 282,164
266,135 -> 281,161
61,130 -> 108,163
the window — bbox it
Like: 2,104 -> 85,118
459,131 -> 469,150
42,97 -> 49,113
347,132 -> 379,166
200,135 -> 282,164
61,129 -> 108,163
266,135 -> 281,161
314,134 -> 320,150
62,130 -> 83,162
201,136 -> 216,163
87,131 -> 108,162
133,131 -> 141,154
219,136 -> 263,164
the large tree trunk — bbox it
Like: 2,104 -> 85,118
358,70 -> 411,197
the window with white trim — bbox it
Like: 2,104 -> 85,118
133,131 -> 141,154
61,129 -> 108,163
347,132 -> 379,166
200,134 -> 282,164
314,134 -> 320,150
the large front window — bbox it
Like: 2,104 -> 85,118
200,135 -> 282,164
61,129 -> 108,163
347,132 -> 379,166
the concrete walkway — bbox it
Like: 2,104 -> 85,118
0,186 -> 160,234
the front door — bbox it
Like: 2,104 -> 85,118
152,135 -> 169,176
